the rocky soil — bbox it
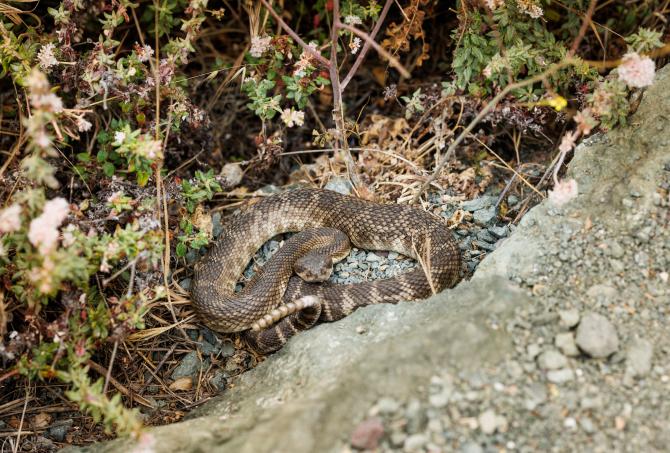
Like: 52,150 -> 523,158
66,65 -> 670,453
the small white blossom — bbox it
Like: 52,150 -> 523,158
250,36 -> 272,58
137,44 -> 155,62
344,15 -> 362,25
281,108 -> 305,128
618,52 -> 655,88
0,204 -> 22,233
114,131 -> 127,144
37,43 -> 58,71
127,66 -> 137,77
349,37 -> 362,55
76,116 -> 92,132
549,179 -> 578,207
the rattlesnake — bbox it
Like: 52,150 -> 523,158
191,188 -> 462,353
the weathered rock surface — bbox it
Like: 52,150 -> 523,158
67,65 -> 670,453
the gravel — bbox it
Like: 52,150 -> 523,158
349,164 -> 670,452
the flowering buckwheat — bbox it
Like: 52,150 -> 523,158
0,204 -> 22,233
37,43 -> 58,71
350,37 -> 362,55
344,15 -> 362,25
618,52 -> 655,88
250,36 -> 272,58
281,108 -> 305,128
28,198 -> 70,255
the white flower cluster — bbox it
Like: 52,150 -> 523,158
250,36 -> 273,58
281,108 -> 305,128
0,204 -> 22,233
28,198 -> 70,255
37,43 -> 58,71
618,52 -> 655,88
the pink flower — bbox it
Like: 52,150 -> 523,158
618,52 -> 655,88
549,179 -> 578,207
0,204 -> 22,233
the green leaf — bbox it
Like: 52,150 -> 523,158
103,162 -> 115,177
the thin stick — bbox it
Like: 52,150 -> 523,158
11,390 -> 29,453
341,0 -> 394,90
103,340 -> 119,394
569,0 -> 598,56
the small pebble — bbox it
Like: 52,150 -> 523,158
537,350 -> 568,370
478,409 -> 498,434
350,417 -> 384,450
555,332 -> 580,357
625,338 -> 654,378
575,312 -> 619,358
558,309 -> 580,328
377,397 -> 400,414
547,368 -> 575,384
403,433 -> 428,451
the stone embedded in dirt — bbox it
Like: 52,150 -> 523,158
575,312 -> 620,358
171,351 -> 202,379
558,309 -> 580,328
537,349 -> 568,370
350,417 -> 384,450
625,337 -> 654,378
555,332 -> 580,357
461,196 -> 497,212
376,397 -> 400,414
324,177 -> 354,195
546,368 -> 575,384
473,207 -> 497,226
478,409 -> 499,434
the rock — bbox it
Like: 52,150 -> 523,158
547,368 -> 575,384
403,433 -> 428,452
220,341 -> 235,358
575,312 -> 619,358
537,350 -> 568,370
324,177 -> 353,195
350,417 -> 384,450
47,419 -> 73,442
478,409 -> 498,434
377,397 -> 400,414
210,372 -> 227,391
555,332 -> 580,357
558,309 -> 580,328
488,225 -> 509,239
462,196 -> 497,212
461,442 -> 484,453
171,351 -> 202,379
365,252 -> 381,262
473,207 -> 497,226
198,341 -> 216,356
625,338 -> 654,378
220,163 -> 243,188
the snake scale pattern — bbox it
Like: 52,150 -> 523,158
191,188 -> 462,353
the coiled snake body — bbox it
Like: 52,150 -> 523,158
191,189 -> 462,353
